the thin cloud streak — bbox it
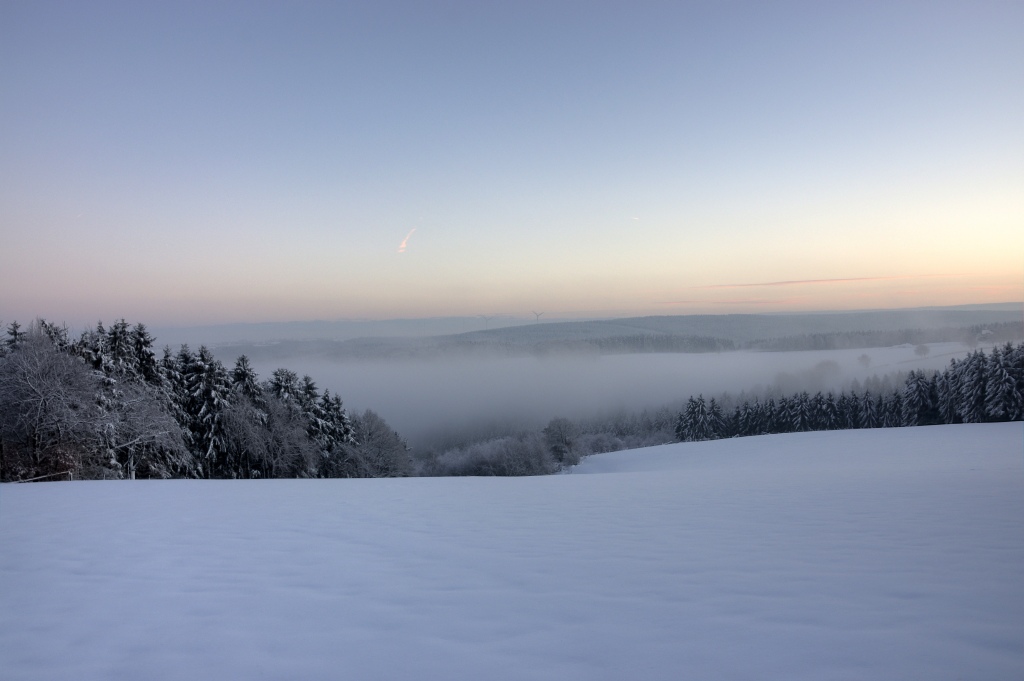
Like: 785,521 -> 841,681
697,275 -> 958,289
657,299 -> 797,306
397,228 -> 417,254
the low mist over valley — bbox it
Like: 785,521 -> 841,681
194,305 -> 1021,450
3,303 -> 1020,482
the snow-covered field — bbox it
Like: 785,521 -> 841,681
2,423 -> 1022,680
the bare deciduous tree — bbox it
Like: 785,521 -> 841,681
353,410 -> 413,477
0,333 -> 97,480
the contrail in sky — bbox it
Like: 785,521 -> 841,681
398,228 -> 416,253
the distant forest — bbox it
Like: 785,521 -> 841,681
496,322 -> 1023,356
673,342 -> 1024,441
1,318 -> 1022,482
215,318 -> 1023,362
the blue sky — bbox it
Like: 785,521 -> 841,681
2,1 -> 1021,326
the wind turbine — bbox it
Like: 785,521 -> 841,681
479,315 -> 494,329
532,311 -> 544,323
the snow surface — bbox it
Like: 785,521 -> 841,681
2,423 -> 1022,680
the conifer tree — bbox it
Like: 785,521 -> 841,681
186,346 -> 231,476
131,323 -> 161,384
762,398 -> 778,434
881,391 -> 902,428
106,319 -> 135,376
72,322 -> 110,372
985,343 -> 1023,421
269,368 -> 299,404
728,405 -> 743,437
837,392 -> 860,429
775,396 -> 792,433
822,392 -> 840,430
1010,343 -> 1024,411
957,350 -> 988,423
860,391 -> 878,428
231,355 -> 263,406
688,395 -> 712,441
298,375 -> 320,414
791,392 -> 812,432
675,397 -> 695,441
707,397 -> 725,439
902,370 -> 938,426
5,321 -> 26,350
738,400 -> 755,436
935,361 -> 960,424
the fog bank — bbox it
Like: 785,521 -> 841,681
243,343 -> 980,450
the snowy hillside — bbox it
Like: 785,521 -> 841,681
2,423 -> 1022,680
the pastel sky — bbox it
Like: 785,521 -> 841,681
2,1 -> 1021,327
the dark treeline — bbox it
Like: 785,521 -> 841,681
220,320 -> 1022,363
674,343 -> 1024,442
0,320 -> 412,482
525,334 -> 734,355
547,322 -> 1022,356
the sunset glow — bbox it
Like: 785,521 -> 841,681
1,2 -> 1021,327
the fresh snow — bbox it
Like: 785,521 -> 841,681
2,423 -> 1022,680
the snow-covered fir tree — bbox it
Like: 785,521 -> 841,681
131,323 -> 161,384
231,355 -> 263,405
985,343 -> 1023,421
902,370 -> 938,426
957,351 -> 988,423
186,346 -> 232,477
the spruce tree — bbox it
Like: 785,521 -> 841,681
822,392 -> 840,430
73,322 -> 110,372
106,319 -> 135,376
187,346 -> 232,477
860,391 -> 878,428
957,350 -> 988,423
269,368 -> 299,404
231,355 -> 263,405
738,400 -> 755,437
707,397 -> 725,439
674,408 -> 689,442
762,398 -> 779,434
936,361 -> 960,424
5,321 -> 26,350
881,391 -> 902,428
985,343 -> 1023,421
791,392 -> 812,432
902,370 -> 938,426
688,395 -> 711,441
838,392 -> 860,430
131,323 -> 161,384
776,396 -> 793,433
